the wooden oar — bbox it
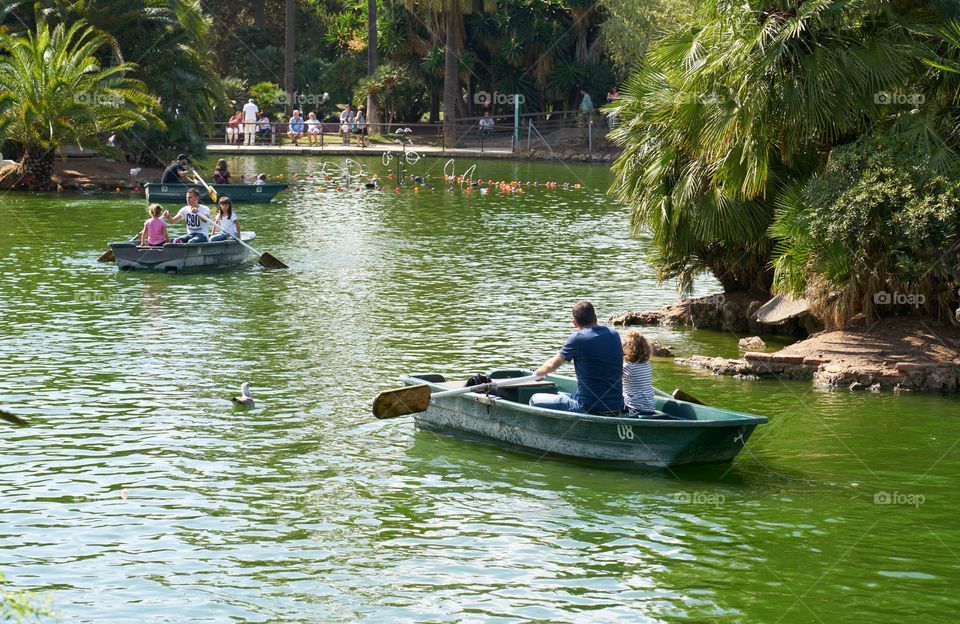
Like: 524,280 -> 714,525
193,169 -> 218,202
654,386 -> 707,406
97,233 -> 141,263
197,214 -> 288,269
373,374 -> 541,419
0,408 -> 28,427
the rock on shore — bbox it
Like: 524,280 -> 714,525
611,292 -> 814,336
675,318 -> 960,392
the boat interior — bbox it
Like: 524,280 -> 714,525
412,370 -> 699,420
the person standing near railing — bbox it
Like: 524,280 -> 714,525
242,98 -> 259,145
340,105 -> 354,146
579,89 -> 593,124
355,106 -> 367,148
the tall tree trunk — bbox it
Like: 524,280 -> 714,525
284,0 -> 295,109
7,149 -> 56,190
366,0 -> 378,127
442,12 -> 458,148
429,88 -> 440,124
254,0 -> 265,29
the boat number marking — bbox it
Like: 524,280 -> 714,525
160,185 -> 168,192
617,424 -> 634,440
256,186 -> 262,193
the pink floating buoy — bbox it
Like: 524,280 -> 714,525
121,489 -> 128,500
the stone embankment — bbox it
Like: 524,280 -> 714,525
677,318 -> 960,392
614,294 -> 960,392
611,292 -> 814,336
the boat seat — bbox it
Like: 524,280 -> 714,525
410,373 -> 446,383
653,400 -> 698,420
487,369 -> 529,380
497,381 -> 557,404
438,380 -> 468,389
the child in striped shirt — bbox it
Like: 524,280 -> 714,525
622,330 -> 655,415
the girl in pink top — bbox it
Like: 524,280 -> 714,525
141,203 -> 169,246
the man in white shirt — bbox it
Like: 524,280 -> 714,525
242,98 -> 259,145
162,187 -> 211,243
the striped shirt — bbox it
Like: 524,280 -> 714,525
623,361 -> 655,414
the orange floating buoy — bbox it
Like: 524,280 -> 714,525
414,187 -> 419,192
317,188 -> 323,192
115,187 -> 120,192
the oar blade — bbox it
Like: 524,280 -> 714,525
97,249 -> 115,263
373,384 -> 431,419
672,388 -> 707,406
0,409 -> 28,427
258,253 -> 288,269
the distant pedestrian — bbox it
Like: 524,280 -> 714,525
340,105 -> 354,145
306,111 -> 322,145
607,87 -> 619,129
287,110 -> 304,145
257,112 -> 272,140
580,89 -> 593,124
226,111 -> 242,144
479,112 -> 494,136
355,105 -> 368,147
242,98 -> 259,145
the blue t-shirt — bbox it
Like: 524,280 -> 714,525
559,325 -> 623,413
289,116 -> 304,133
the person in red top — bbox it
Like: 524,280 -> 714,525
226,111 -> 243,144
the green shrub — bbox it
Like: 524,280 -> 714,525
772,131 -> 960,326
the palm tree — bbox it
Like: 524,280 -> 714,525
366,0 -> 379,126
402,0 -> 493,147
0,16 -> 161,189
608,0 -> 928,293
1,0 -> 225,161
284,0 -> 295,106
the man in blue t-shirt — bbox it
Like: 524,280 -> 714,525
530,301 -> 623,415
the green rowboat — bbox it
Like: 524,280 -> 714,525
144,182 -> 287,203
401,369 -> 769,469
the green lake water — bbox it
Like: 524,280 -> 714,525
1,155 -> 958,623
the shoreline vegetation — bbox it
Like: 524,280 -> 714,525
613,295 -> 960,393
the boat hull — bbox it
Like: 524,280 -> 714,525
144,183 -> 287,203
109,232 -> 255,273
403,371 -> 768,469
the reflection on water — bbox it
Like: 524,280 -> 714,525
0,156 -> 957,623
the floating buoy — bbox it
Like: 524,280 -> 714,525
317,188 -> 323,192
336,187 -> 341,191
414,187 -> 419,192
115,187 -> 120,192
395,187 -> 400,192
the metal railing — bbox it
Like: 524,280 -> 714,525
203,109 -> 605,152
